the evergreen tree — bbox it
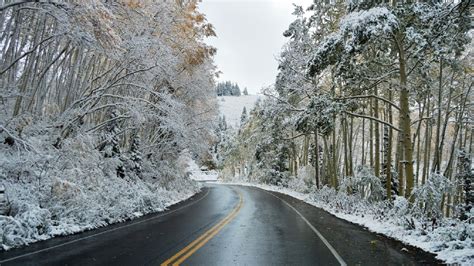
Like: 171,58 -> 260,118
222,115 -> 227,131
240,107 -> 248,124
99,110 -> 126,178
243,87 -> 249,95
458,149 -> 474,220
231,83 -> 241,96
129,133 -> 143,176
102,110 -> 122,158
216,81 -> 242,96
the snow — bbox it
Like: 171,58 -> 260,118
0,184 -> 8,215
0,175 -> 200,251
339,6 -> 398,55
186,157 -> 218,182
0,0 -> 215,254
0,131 -> 201,251
340,7 -> 398,37
217,95 -> 261,129
308,6 -> 399,76
216,180 -> 474,265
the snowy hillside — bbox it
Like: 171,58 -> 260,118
217,95 -> 262,128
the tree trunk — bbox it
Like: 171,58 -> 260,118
422,97 -> 432,185
432,59 -> 443,173
314,131 -> 320,189
374,86 -> 380,177
396,35 -> 415,200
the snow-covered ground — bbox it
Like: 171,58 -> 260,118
0,178 -> 200,251
0,133 -> 201,251
215,180 -> 474,265
187,158 -> 218,182
217,95 -> 261,128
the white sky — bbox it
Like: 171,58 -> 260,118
199,0 -> 314,95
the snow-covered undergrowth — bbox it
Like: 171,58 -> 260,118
0,128 -> 200,251
186,159 -> 218,182
220,177 -> 474,265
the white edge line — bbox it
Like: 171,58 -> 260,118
0,188 -> 211,264
263,190 -> 347,266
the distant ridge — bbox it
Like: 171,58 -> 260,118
217,95 -> 261,129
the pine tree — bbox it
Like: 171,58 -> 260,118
232,83 -> 241,96
102,110 -> 122,158
240,107 -> 248,124
222,115 -> 227,131
458,149 -> 474,220
243,87 -> 248,95
130,133 -> 143,176
99,110 -> 126,178
215,81 -> 242,96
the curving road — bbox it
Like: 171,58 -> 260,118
0,184 -> 440,265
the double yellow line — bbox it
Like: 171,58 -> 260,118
161,191 -> 243,266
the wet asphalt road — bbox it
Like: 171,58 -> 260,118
0,184 -> 441,266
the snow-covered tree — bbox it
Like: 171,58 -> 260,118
457,150 -> 474,220
240,107 -> 248,124
0,0 -> 219,249
221,1 -> 472,223
216,81 -> 241,96
129,133 -> 142,176
101,110 -> 122,158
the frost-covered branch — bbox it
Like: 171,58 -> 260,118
337,94 -> 400,111
344,111 -> 400,132
0,125 -> 37,153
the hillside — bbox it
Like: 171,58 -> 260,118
217,95 -> 262,129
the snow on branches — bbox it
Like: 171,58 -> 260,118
0,0 -> 217,250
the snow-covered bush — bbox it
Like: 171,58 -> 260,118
288,176 -> 309,193
297,165 -> 316,187
0,124 -> 200,251
340,166 -> 384,202
286,166 -> 317,193
412,173 -> 455,219
0,184 -> 9,215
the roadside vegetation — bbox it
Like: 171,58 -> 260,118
0,0 -> 217,250
218,1 -> 473,264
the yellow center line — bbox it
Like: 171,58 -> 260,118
161,191 -> 243,266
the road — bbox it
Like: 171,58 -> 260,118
0,184 -> 441,265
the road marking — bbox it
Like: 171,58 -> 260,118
161,191 -> 243,266
0,188 -> 211,264
264,190 -> 347,266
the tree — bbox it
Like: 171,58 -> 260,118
220,1 -> 472,221
240,107 -> 248,124
0,0 -> 219,182
457,149 -> 474,220
100,110 -> 122,157
129,133 -> 143,176
306,3 -> 470,200
216,81 -> 241,96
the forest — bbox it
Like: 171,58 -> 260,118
218,1 -> 473,263
0,0 -> 473,264
216,80 -> 248,96
0,0 -> 217,249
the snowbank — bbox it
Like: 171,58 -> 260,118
0,130 -> 200,251
186,159 -> 218,182
217,180 -> 474,265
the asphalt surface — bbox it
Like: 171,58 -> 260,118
0,184 -> 441,266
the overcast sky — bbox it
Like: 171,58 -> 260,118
199,0 -> 313,95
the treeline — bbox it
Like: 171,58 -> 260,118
216,81 -> 248,96
221,1 -> 473,219
0,0 -> 220,249
0,0 -> 217,180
